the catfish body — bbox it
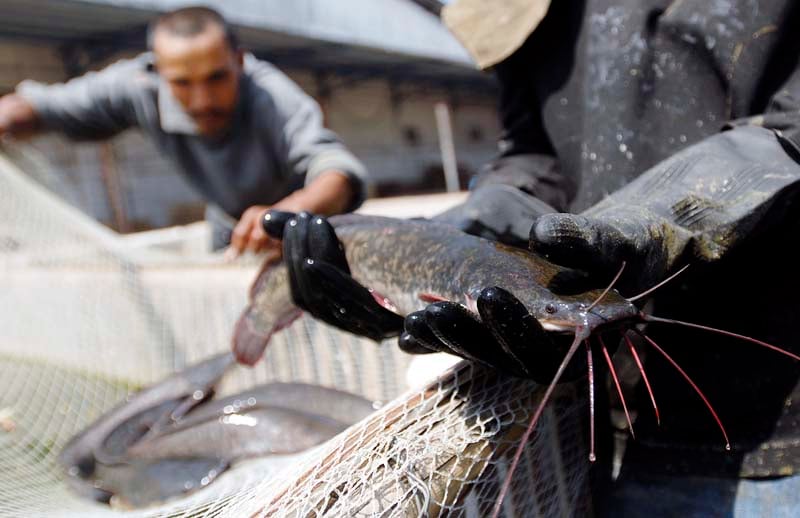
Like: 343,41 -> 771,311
58,352 -> 235,500
126,382 -> 376,461
234,215 -> 637,365
60,350 -> 376,508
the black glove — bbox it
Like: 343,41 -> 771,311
400,127 -> 800,381
398,286 -> 585,383
264,209 -> 584,382
263,210 -> 404,341
530,127 -> 800,296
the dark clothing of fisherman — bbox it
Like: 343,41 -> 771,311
0,7 -> 366,255
439,0 -> 800,515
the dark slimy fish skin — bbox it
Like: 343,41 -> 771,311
127,406 -> 352,461
168,382 -> 377,428
234,214 -> 639,365
58,352 -> 235,501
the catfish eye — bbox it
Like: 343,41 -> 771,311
544,303 -> 557,314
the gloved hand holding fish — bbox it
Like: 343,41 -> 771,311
528,128 -> 800,296
59,352 -> 377,508
241,127 -> 800,514
264,210 -> 406,343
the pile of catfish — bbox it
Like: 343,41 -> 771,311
58,352 -> 377,508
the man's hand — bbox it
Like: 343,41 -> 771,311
0,94 -> 40,138
226,205 -> 276,259
225,171 -> 357,260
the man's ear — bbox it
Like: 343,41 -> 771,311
235,49 -> 244,68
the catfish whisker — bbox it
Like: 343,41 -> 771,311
586,340 -> 597,462
600,335 -> 634,439
626,264 -> 690,302
586,261 -> 626,311
624,333 -> 660,425
643,315 -> 800,362
635,330 -> 730,450
490,328 -> 590,518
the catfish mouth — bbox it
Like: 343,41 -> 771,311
540,319 -> 578,333
539,306 -> 642,334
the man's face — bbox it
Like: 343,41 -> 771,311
153,24 -> 243,137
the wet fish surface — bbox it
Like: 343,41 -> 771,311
127,407 -> 350,461
59,352 -> 235,502
59,353 -> 377,508
233,214 -> 635,365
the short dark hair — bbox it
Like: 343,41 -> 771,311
147,6 -> 239,50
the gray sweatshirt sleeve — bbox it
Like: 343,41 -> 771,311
246,57 -> 370,210
16,55 -> 149,140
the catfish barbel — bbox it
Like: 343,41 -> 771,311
234,214 -> 800,516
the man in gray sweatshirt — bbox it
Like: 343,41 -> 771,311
0,6 -> 367,255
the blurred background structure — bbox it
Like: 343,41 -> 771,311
0,0 -> 499,232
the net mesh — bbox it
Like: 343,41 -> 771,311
0,145 -> 591,517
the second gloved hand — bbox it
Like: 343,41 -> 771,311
530,127 -> 800,296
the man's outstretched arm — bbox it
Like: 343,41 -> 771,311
10,56 -> 146,140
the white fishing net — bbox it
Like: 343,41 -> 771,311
0,145 -> 591,517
